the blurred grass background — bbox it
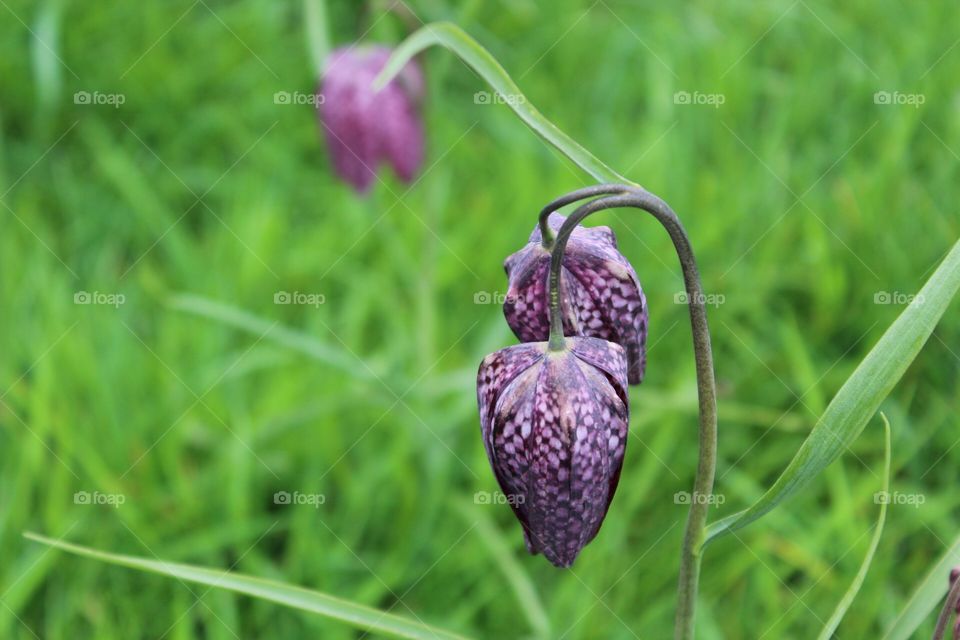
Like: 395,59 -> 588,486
2,0 -> 959,637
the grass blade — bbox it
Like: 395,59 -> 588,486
816,415 -> 891,640
453,502 -> 550,639
303,0 -> 330,79
374,22 -> 636,187
706,238 -> 960,545
169,293 -> 384,382
23,532 -> 472,640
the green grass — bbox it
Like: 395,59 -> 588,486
2,0 -> 960,637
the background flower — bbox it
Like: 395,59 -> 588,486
317,46 -> 424,192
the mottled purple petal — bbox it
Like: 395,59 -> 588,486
564,248 -> 647,385
504,213 -> 648,384
575,357 -> 629,537
477,338 -> 629,567
486,359 -> 541,547
503,249 -> 579,342
477,343 -> 545,457
570,337 -> 629,400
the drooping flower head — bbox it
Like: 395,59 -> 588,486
477,186 -> 674,567
477,337 -> 629,567
503,212 -> 648,384
317,46 -> 424,193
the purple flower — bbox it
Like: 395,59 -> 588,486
503,213 -> 648,384
477,336 -> 629,567
317,46 -> 424,193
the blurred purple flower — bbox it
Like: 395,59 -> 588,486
503,213 -> 648,384
477,336 -> 629,567
317,46 -> 424,193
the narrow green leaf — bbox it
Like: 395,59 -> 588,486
23,532 -> 472,640
706,238 -> 960,545
884,532 -> 960,640
374,22 -> 637,187
816,415 -> 891,640
169,293 -> 383,383
452,501 -> 550,639
32,0 -> 65,111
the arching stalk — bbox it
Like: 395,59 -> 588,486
544,186 -> 718,639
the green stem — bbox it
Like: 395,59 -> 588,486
544,186 -> 718,639
933,575 -> 960,640
538,184 -> 650,250
303,0 -> 331,79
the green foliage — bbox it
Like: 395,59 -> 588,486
24,532 -> 471,640
376,22 -> 631,186
3,1 -> 960,638
706,240 -> 960,544
817,415 -> 890,639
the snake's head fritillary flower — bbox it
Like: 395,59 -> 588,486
477,336 -> 629,567
317,46 -> 424,193
503,213 -> 648,384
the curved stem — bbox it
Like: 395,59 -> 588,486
933,575 -> 960,640
537,184 -> 648,250
545,186 -> 718,640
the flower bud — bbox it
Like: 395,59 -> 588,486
503,213 -> 648,384
317,46 -> 424,193
477,336 -> 629,567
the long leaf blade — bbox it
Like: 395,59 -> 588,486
816,415 -> 891,640
706,239 -> 960,545
169,293 -> 382,382
374,22 -> 636,187
23,532 -> 472,640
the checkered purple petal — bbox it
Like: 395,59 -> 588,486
476,339 -> 629,567
504,213 -> 648,383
